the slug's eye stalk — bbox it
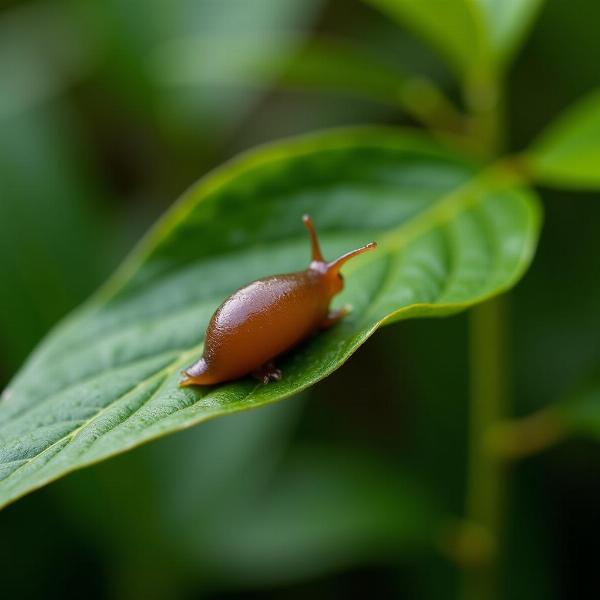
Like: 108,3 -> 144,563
303,214 -> 324,263
302,214 -> 377,281
328,241 -> 377,275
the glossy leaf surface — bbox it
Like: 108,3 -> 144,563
0,129 -> 541,509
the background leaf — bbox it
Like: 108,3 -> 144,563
0,128 -> 541,509
364,0 -> 545,82
152,35 -> 408,108
526,89 -> 600,189
474,0 -> 545,65
364,0 -> 491,79
139,0 -> 324,139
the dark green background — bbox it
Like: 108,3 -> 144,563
1,0 -> 598,598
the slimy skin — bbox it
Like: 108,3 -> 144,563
180,215 -> 376,386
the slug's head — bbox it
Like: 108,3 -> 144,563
302,214 -> 377,298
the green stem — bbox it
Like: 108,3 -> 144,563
458,57 -> 510,599
488,407 -> 566,459
464,69 -> 504,158
399,77 -> 466,135
463,296 -> 509,600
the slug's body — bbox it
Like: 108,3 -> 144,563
180,215 -> 376,386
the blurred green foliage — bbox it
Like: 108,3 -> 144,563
1,1 -> 600,599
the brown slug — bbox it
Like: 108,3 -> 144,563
180,215 -> 377,386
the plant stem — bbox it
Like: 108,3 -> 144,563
463,296 -> 509,600
464,69 -> 504,158
488,407 -> 565,459
458,58 -> 511,599
399,77 -> 466,135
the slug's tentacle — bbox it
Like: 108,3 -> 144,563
303,214 -> 324,262
328,242 -> 377,274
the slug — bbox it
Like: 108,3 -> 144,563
180,215 -> 377,386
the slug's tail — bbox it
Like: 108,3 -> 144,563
180,357 -> 214,387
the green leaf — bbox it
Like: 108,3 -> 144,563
526,89 -> 600,189
364,0 -> 544,78
144,0 -> 324,135
364,0 -> 491,78
474,0 -> 545,65
0,128 -> 541,509
152,34 -> 460,132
